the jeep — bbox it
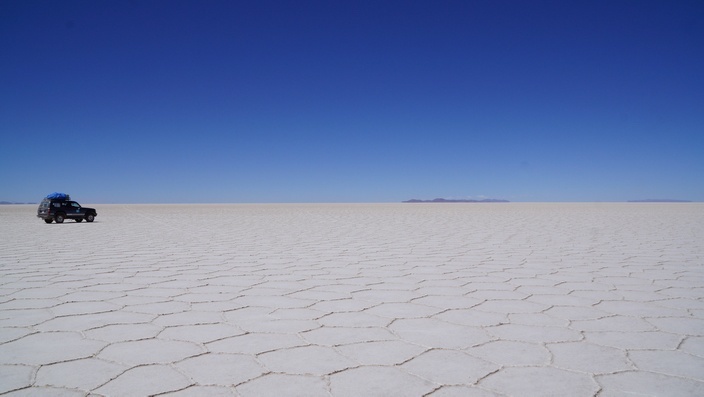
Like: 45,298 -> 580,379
37,197 -> 97,224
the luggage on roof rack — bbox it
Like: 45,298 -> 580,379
45,192 -> 70,200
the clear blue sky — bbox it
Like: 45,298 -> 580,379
2,0 -> 702,203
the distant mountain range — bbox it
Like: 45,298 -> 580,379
627,199 -> 692,203
403,198 -> 509,203
0,201 -> 36,205
404,198 -> 694,203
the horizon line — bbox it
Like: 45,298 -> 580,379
2,200 -> 699,205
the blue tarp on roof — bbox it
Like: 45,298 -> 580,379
46,192 -> 70,200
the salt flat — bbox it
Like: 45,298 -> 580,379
1,203 -> 703,396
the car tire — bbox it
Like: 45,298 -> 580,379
86,213 -> 95,222
55,213 -> 65,223
44,219 -> 53,224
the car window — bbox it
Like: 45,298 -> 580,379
52,202 -> 61,208
71,202 -> 80,208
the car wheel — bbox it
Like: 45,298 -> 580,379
86,213 -> 95,222
44,219 -> 53,224
75,218 -> 83,222
55,213 -> 65,223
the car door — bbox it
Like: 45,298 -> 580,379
68,201 -> 82,217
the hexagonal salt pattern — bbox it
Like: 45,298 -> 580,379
1,203 -> 703,396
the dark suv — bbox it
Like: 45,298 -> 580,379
37,198 -> 97,224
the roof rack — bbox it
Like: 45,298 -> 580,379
45,192 -> 70,200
